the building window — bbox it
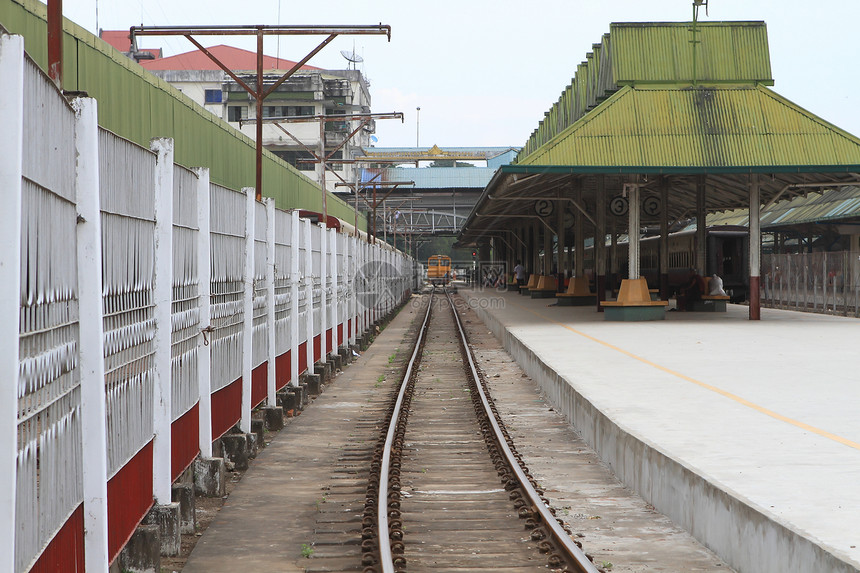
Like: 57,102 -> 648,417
263,105 -> 287,118
204,89 -> 223,103
228,105 -> 248,122
273,150 -> 316,171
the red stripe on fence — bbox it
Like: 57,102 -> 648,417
251,362 -> 267,408
348,318 -> 352,339
326,329 -> 333,353
30,504 -> 84,573
211,379 -> 242,440
276,351 -> 291,390
171,404 -> 199,481
313,334 -> 321,363
298,342 -> 307,375
108,441 -> 154,563
337,323 -> 343,346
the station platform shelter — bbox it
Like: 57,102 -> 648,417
460,287 -> 860,573
458,20 -> 860,321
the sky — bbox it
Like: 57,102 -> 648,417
62,0 -> 860,150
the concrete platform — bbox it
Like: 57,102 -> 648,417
460,288 -> 860,573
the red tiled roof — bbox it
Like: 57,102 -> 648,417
139,44 -> 320,72
99,30 -> 162,58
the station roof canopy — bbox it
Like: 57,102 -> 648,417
459,21 -> 860,246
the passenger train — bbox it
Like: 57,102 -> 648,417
585,225 -> 750,301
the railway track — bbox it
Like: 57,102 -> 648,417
361,289 -> 599,573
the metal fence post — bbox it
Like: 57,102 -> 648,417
0,33 -> 24,573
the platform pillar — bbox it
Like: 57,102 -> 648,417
659,177 -> 670,300
749,175 -> 761,320
595,176 -> 607,312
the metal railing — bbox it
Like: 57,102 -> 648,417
762,251 -> 860,318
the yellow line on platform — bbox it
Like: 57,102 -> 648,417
508,299 -> 860,452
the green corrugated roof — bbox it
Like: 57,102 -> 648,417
519,84 -> 860,168
610,21 -> 772,86
709,185 -> 860,227
518,21 -> 775,161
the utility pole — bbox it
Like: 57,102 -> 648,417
130,24 -> 392,201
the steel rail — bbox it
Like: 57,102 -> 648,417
376,289 -> 433,573
445,289 -> 600,573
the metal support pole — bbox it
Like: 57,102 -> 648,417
47,0 -> 63,86
696,175 -> 707,274
543,220 -> 552,275
574,181 -> 584,278
556,192 -> 566,278
659,177 -> 670,299
596,176 -> 607,310
319,115 -> 327,221
749,174 -> 761,320
627,183 -> 640,280
255,31 -> 263,200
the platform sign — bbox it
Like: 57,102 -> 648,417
610,195 -> 629,217
643,196 -> 662,217
534,199 -> 554,217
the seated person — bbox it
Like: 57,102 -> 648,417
709,274 -> 728,296
676,268 -> 705,311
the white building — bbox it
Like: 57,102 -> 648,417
102,32 -> 373,192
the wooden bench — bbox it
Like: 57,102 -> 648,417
519,274 -> 538,295
601,278 -> 668,321
530,275 -> 558,298
556,277 -> 596,306
688,277 -> 730,312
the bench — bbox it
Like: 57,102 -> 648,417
530,275 -> 558,298
601,278 -> 668,321
688,277 -> 730,312
519,274 -> 538,295
556,277 -> 596,306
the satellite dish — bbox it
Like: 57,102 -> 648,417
340,50 -> 364,70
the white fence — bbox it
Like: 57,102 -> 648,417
0,34 -> 416,573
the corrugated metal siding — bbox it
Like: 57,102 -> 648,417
610,21 -> 773,85
710,186 -> 860,227
515,21 -> 774,165
1,0 -> 362,228
360,167 -> 496,188
521,85 -> 860,168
